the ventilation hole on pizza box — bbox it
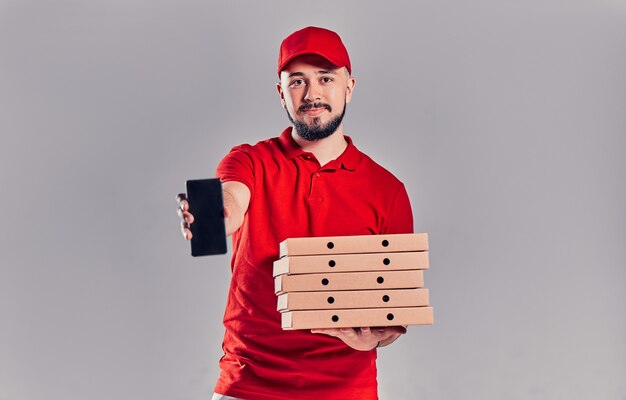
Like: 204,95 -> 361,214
382,240 -> 389,247
332,315 -> 339,322
327,296 -> 335,304
328,260 -> 336,267
387,313 -> 394,321
382,295 -> 390,302
377,276 -> 384,284
322,278 -> 329,285
327,242 -> 334,249
383,258 -> 390,265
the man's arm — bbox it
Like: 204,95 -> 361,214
221,181 -> 251,236
311,326 -> 408,351
177,180 -> 251,239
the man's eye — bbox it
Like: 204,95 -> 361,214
321,77 -> 333,83
290,79 -> 304,87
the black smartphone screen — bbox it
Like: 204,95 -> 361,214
185,178 -> 227,256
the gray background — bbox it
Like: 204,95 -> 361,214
1,0 -> 625,399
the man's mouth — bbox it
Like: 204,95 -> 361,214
299,103 -> 331,113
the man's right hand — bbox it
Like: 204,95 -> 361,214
176,181 -> 250,239
176,193 -> 194,240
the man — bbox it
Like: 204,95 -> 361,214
177,26 -> 413,400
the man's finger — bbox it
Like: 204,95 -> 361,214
176,193 -> 187,203
387,326 -> 407,335
181,227 -> 192,240
182,211 -> 194,224
311,328 -> 340,336
339,328 -> 357,338
176,207 -> 194,221
181,220 -> 191,230
176,197 -> 189,213
180,221 -> 193,240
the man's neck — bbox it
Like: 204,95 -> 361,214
291,126 -> 348,167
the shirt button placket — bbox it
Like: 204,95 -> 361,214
309,170 -> 324,202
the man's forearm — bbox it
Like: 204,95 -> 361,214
222,181 -> 251,236
223,190 -> 244,235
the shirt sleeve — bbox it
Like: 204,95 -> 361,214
215,145 -> 255,198
382,183 -> 414,234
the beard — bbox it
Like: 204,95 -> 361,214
286,100 -> 347,141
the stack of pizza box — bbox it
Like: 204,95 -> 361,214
273,233 -> 433,330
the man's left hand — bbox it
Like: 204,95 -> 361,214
311,326 -> 407,351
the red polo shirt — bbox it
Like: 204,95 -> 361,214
214,127 -> 413,400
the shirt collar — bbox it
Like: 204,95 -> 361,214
278,127 -> 304,159
278,126 -> 361,171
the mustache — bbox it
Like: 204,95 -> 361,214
299,103 -> 331,112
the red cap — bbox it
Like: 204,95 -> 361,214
278,26 -> 351,77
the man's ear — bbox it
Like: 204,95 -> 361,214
345,74 -> 356,104
276,82 -> 287,109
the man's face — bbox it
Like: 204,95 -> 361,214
277,54 -> 355,141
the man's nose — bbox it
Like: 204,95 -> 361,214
304,81 -> 321,102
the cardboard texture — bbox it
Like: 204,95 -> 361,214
282,306 -> 434,329
272,251 -> 429,277
279,233 -> 428,257
277,288 -> 429,311
274,270 -> 424,294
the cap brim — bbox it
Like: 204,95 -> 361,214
278,50 -> 344,77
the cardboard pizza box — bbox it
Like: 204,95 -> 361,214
277,288 -> 429,311
281,306 -> 434,330
279,233 -> 428,258
274,270 -> 424,295
273,251 -> 429,277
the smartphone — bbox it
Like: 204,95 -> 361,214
185,178 -> 227,256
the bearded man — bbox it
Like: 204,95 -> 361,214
177,26 -> 414,400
